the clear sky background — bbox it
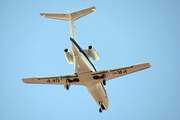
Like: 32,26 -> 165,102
0,0 -> 180,120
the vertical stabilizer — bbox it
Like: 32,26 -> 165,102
40,6 -> 96,42
68,11 -> 77,41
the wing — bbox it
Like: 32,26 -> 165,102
22,74 -> 82,85
91,62 -> 151,82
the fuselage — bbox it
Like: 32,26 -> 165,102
70,38 -> 109,110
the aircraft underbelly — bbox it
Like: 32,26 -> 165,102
71,41 -> 109,109
87,83 -> 109,110
74,55 -> 95,73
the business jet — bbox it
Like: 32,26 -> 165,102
22,6 -> 151,113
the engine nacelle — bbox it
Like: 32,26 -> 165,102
88,45 -> 99,61
64,49 -> 74,64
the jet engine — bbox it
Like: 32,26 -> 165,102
88,46 -> 99,61
64,49 -> 74,64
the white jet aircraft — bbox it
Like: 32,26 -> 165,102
22,6 -> 151,113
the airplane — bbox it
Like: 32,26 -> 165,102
22,6 -> 151,113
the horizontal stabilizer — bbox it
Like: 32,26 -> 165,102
71,6 -> 96,20
40,6 -> 96,21
40,13 -> 69,20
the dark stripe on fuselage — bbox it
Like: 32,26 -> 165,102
70,37 -> 108,101
70,37 -> 97,72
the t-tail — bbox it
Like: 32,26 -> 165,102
40,6 -> 96,42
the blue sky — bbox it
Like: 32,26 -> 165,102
0,0 -> 180,120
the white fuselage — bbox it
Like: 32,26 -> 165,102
70,38 -> 109,110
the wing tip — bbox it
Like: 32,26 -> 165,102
146,62 -> 151,68
39,13 -> 45,17
92,6 -> 96,11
